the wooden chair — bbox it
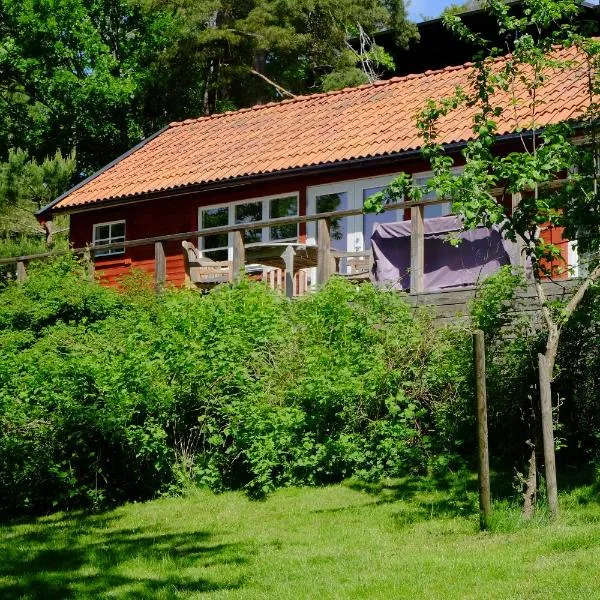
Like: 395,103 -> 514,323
333,250 -> 373,282
182,241 -> 232,289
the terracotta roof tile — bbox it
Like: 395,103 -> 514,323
52,45 -> 594,211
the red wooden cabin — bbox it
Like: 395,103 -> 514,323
37,46 -> 590,290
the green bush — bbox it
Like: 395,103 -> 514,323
0,257 -> 476,512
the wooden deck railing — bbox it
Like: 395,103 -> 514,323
0,196 -> 453,293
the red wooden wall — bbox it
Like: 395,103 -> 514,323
68,152 -> 572,286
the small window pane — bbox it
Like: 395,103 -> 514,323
235,202 -> 262,224
270,196 -> 297,240
235,202 -> 263,243
202,206 -> 228,229
95,225 -> 110,241
204,233 -> 229,250
111,222 -> 125,238
202,248 -> 229,261
316,192 -> 348,251
424,203 -> 452,218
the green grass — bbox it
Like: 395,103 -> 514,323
1,473 -> 600,599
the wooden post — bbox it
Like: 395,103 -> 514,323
83,248 -> 95,282
317,218 -> 332,285
16,260 -> 27,283
538,353 -> 559,520
410,204 -> 425,294
511,193 -> 527,272
473,330 -> 492,530
232,229 -> 245,284
154,241 -> 166,291
282,244 -> 295,299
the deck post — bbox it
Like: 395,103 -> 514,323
473,330 -> 492,530
154,241 -> 166,291
83,248 -> 95,282
511,193 -> 527,272
232,229 -> 245,284
317,218 -> 332,285
282,244 -> 296,299
539,353 -> 559,520
16,260 -> 27,283
410,204 -> 425,294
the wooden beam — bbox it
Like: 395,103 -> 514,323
16,260 -> 27,283
473,330 -> 492,530
282,244 -> 295,298
232,229 -> 245,284
317,218 -> 332,285
410,204 -> 425,294
539,353 -> 559,520
154,241 -> 166,290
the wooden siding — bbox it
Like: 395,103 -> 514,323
68,148 -> 572,287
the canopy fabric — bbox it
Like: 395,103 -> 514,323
371,216 -> 514,291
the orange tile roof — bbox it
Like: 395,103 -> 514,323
51,45 -> 593,212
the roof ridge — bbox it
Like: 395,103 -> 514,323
167,60 -> 487,129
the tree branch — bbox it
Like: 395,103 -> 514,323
250,70 -> 297,99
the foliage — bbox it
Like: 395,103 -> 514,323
555,283 -> 600,462
469,267 -> 542,460
469,266 -> 600,469
0,258 -> 472,512
367,0 -> 600,509
0,0 -> 417,174
0,147 -> 75,236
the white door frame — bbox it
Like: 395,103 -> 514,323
306,173 -> 403,252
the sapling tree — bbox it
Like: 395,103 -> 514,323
365,0 -> 600,515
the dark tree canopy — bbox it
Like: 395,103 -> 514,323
0,0 -> 416,175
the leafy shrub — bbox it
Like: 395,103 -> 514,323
0,256 -> 471,512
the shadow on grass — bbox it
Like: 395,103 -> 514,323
340,470 -> 480,525
0,512 -> 250,598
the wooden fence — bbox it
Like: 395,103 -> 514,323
0,196 -> 453,294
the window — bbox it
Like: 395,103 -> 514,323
315,191 -> 349,251
201,206 -> 229,260
307,175 -> 405,252
269,196 -> 297,241
93,221 -> 125,257
235,201 -> 263,244
414,172 -> 458,219
199,193 -> 299,259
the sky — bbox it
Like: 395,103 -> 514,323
407,0 -> 600,21
407,0 -> 461,21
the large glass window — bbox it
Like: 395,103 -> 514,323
201,206 -> 229,260
270,196 -> 298,241
235,201 -> 263,244
362,186 -> 405,248
93,221 -> 125,256
315,191 -> 349,251
199,194 -> 299,259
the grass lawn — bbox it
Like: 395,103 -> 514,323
1,472 -> 599,599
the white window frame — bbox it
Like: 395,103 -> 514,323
306,173 -> 404,252
92,220 -> 126,257
198,192 -> 300,259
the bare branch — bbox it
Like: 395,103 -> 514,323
249,70 -> 297,99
